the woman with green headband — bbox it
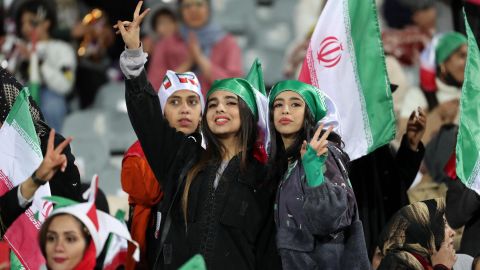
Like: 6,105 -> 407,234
267,80 -> 370,269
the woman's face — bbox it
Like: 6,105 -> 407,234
45,215 -> 87,270
441,44 -> 468,84
180,0 -> 209,29
272,91 -> 306,139
206,90 -> 241,139
163,90 -> 202,135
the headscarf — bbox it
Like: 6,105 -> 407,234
268,80 -> 328,123
42,176 -> 139,269
158,70 -> 205,114
435,32 -> 467,65
378,198 -> 447,269
178,0 -> 225,57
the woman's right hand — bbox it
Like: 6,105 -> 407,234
114,1 -> 150,49
35,129 -> 73,182
431,241 -> 457,269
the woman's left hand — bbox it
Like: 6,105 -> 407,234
301,124 -> 333,159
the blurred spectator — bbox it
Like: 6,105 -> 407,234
141,6 -> 178,57
282,26 -> 312,79
72,7 -> 115,109
147,0 -> 243,94
51,0 -> 88,42
14,0 -> 76,131
376,198 -> 457,270
382,0 -> 435,67
399,32 -> 467,144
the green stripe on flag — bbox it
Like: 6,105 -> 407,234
347,0 -> 396,152
4,88 -> 42,158
456,13 -> 480,188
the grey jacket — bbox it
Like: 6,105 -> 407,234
275,144 -> 370,270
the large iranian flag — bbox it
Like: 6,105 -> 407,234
456,15 -> 480,195
298,0 -> 396,160
0,88 -> 51,269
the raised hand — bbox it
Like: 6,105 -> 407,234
114,1 -> 150,49
301,124 -> 333,159
35,129 -> 73,182
406,107 -> 426,151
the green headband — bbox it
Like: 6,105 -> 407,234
436,32 -> 467,65
269,80 -> 327,122
207,78 -> 258,118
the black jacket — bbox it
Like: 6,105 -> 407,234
349,136 -> 424,255
446,179 -> 480,257
38,123 -> 82,202
125,71 -> 280,270
0,186 -> 31,236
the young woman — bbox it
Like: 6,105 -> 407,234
267,80 -> 370,269
39,178 -> 138,270
116,3 -> 278,269
121,70 -> 204,269
39,213 -> 93,270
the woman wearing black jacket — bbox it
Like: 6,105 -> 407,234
0,128 -> 73,236
116,2 -> 279,269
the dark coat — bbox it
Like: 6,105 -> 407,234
349,135 -> 424,255
125,71 -> 280,270
275,144 -> 370,270
446,179 -> 480,257
38,122 -> 83,202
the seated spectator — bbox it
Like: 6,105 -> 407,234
376,198 -> 457,270
141,6 -> 178,56
146,0 -> 243,95
14,0 -> 76,131
73,7 -> 115,109
400,32 -> 467,143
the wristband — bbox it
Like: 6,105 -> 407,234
31,170 -> 48,186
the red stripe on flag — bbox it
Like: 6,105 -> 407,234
420,67 -> 437,92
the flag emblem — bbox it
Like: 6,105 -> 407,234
317,36 -> 343,68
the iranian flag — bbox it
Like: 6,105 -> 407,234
0,88 -> 51,269
298,0 -> 396,160
456,15 -> 480,195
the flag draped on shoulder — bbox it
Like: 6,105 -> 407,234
456,13 -> 480,195
0,87 -> 51,269
298,0 -> 396,160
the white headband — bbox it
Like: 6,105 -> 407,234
158,70 -> 205,114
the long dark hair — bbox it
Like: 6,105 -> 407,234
267,105 -> 343,184
182,97 -> 257,220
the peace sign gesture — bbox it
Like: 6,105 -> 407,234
35,129 -> 73,182
301,124 -> 333,159
114,1 -> 150,49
